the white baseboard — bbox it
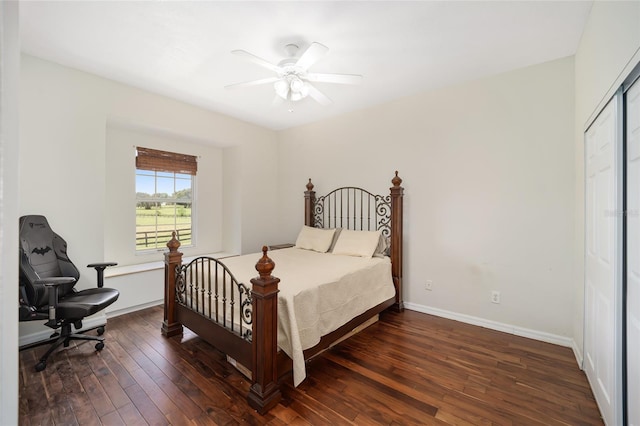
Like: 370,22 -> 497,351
404,301 -> 576,349
572,339 -> 584,369
19,314 -> 107,348
107,299 -> 163,318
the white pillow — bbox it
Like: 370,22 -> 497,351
295,226 -> 336,253
331,229 -> 382,258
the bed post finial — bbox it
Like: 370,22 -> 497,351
255,246 -> 276,277
162,231 -> 183,337
390,171 -> 404,312
167,231 -> 181,252
249,247 -> 282,413
304,178 -> 316,227
392,171 -> 402,187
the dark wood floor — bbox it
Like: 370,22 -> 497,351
19,306 -> 603,425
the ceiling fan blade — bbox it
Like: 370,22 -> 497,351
306,83 -> 333,106
306,73 -> 363,85
225,77 -> 280,89
295,42 -> 329,70
231,50 -> 282,73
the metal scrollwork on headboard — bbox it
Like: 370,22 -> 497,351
313,186 -> 392,238
375,194 -> 392,238
313,200 -> 325,229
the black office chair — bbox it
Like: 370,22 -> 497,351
19,215 -> 120,372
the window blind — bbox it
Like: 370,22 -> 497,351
135,147 -> 197,175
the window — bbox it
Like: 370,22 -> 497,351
135,147 -> 197,251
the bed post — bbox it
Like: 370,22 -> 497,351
390,171 -> 405,312
162,232 -> 184,337
248,247 -> 282,413
304,179 -> 315,227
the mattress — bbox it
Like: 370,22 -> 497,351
183,247 -> 395,386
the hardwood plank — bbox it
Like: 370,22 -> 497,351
84,347 -> 133,410
129,312 -> 267,424
322,349 -> 440,416
127,363 -> 195,424
291,369 -> 360,421
122,383 -> 170,426
109,333 -> 202,419
66,391 -> 102,425
317,355 -> 439,424
114,402 -> 148,426
93,343 -> 137,389
105,337 -> 194,423
99,410 -> 126,426
19,305 -> 603,425
55,353 -> 102,424
82,372 -> 117,418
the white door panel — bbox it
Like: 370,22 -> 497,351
585,97 -> 622,426
585,279 -> 596,371
595,293 -> 613,404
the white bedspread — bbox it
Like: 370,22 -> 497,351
216,247 -> 395,386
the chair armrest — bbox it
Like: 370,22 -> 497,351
34,277 -> 76,286
33,277 -> 76,325
87,262 -> 118,268
87,262 -> 118,288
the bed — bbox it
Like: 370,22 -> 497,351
162,172 -> 404,414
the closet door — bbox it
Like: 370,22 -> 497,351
627,77 -> 640,426
584,96 -> 623,426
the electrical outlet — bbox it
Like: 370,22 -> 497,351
491,290 -> 500,304
425,280 -> 433,291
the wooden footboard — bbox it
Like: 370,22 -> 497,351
162,240 -> 281,414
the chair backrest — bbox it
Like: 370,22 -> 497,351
19,215 -> 79,309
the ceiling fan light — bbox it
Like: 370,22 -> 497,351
289,76 -> 305,93
274,79 -> 289,99
290,91 -> 303,102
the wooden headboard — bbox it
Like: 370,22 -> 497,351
303,171 -> 404,312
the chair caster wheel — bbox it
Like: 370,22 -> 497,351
95,342 -> 105,351
35,361 -> 46,372
97,326 -> 105,336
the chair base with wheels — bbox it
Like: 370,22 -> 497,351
35,321 -> 105,372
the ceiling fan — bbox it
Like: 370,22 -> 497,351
225,42 -> 362,106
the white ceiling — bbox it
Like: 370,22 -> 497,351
19,1 -> 593,131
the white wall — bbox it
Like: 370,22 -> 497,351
223,145 -> 242,254
573,1 -> 640,360
19,54 -> 279,331
278,57 -> 576,342
0,2 -> 20,423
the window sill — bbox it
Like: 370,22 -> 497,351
104,251 -> 239,278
